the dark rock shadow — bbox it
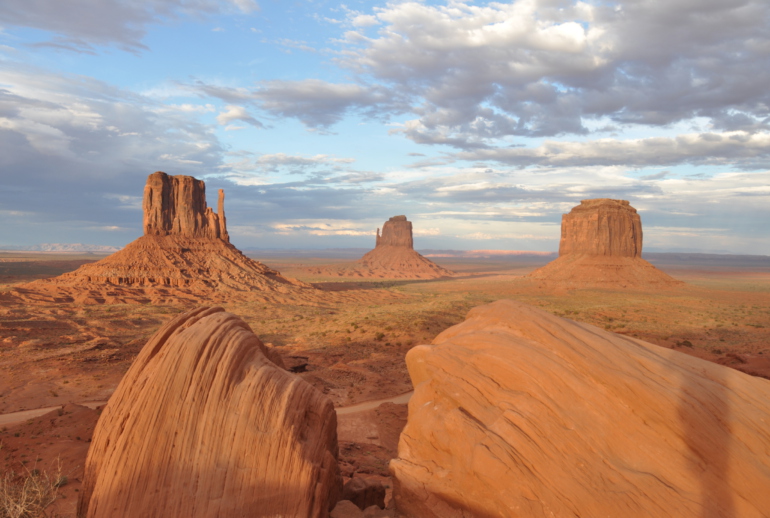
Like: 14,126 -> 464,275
678,361 -> 735,517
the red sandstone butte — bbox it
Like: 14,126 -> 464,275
558,198 -> 642,257
390,299 -> 770,518
13,171 -> 310,303
375,215 -> 413,248
78,307 -> 342,518
143,171 -> 228,241
306,216 -> 453,279
528,199 -> 679,287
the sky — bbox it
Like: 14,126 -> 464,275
0,0 -> 769,254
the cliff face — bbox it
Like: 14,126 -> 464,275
390,299 -> 770,518
559,199 -> 642,257
78,307 -> 341,518
143,171 -> 228,241
375,216 -> 413,249
527,199 -> 679,288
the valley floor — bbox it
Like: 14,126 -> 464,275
1,251 -> 769,515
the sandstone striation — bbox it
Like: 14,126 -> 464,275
13,171 -> 311,304
78,306 -> 341,518
304,216 -> 453,279
528,198 -> 679,287
390,299 -> 770,518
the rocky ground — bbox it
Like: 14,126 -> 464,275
0,251 -> 769,516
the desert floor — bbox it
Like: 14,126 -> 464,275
1,251 -> 769,515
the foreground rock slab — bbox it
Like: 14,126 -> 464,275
78,307 -> 341,518
390,299 -> 770,518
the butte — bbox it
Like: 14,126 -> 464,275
12,172 -> 312,304
527,198 -> 680,288
307,215 -> 453,279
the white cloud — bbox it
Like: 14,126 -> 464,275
456,131 -> 770,169
272,221 -> 374,236
216,105 -> 263,128
224,152 -> 357,175
333,0 -> 770,150
351,15 -> 379,28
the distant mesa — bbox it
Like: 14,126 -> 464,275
375,215 -> 413,248
305,215 -> 453,279
390,299 -> 770,517
12,171 -> 311,304
527,198 -> 680,288
78,306 -> 341,517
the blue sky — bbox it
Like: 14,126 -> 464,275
1,0 -> 769,253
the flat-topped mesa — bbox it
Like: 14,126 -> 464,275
559,199 -> 642,258
376,215 -> 413,249
143,171 -> 229,242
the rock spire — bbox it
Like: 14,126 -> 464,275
143,171 -> 229,241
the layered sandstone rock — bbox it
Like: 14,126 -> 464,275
14,172 -> 311,303
559,199 -> 642,257
143,171 -> 228,241
375,216 -> 413,248
304,216 -> 452,279
528,198 -> 678,287
390,299 -> 770,518
78,307 -> 341,518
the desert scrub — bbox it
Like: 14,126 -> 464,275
0,458 -> 66,518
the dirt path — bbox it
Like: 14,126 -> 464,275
0,391 -> 414,427
335,391 -> 413,415
0,400 -> 106,427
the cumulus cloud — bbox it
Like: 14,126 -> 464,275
251,79 -> 406,128
177,0 -> 770,169
216,105 -> 263,128
183,77 -> 406,129
0,0 -> 258,52
339,0 -> 770,148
